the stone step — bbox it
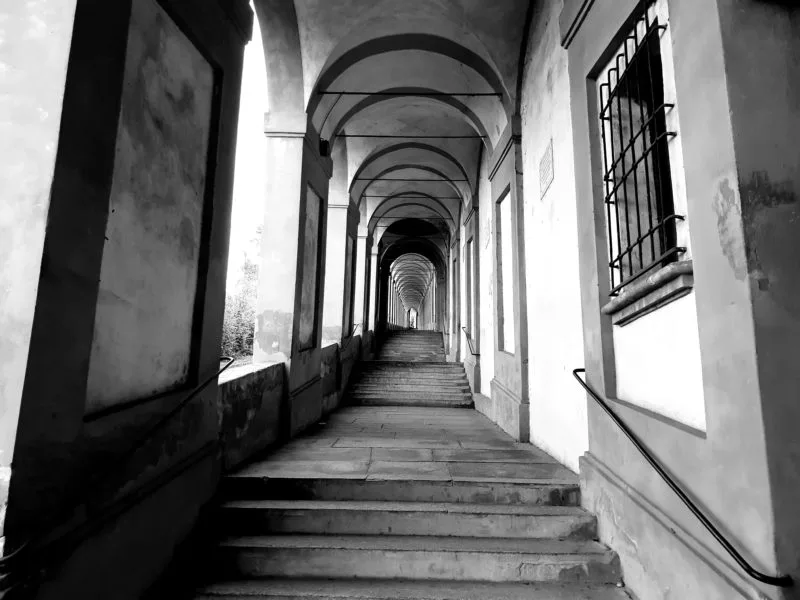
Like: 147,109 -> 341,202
196,579 -> 631,600
356,370 -> 468,377
222,476 -> 580,506
218,500 -> 597,539
378,357 -> 446,362
351,398 -> 473,409
378,355 -> 445,359
356,371 -> 464,378
349,386 -> 471,394
349,392 -> 472,399
362,362 -> 463,368
352,379 -> 469,387
349,390 -> 472,397
212,535 -> 622,584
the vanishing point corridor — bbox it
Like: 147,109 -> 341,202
4,0 -> 798,598
196,331 -> 627,599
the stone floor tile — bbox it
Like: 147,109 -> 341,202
370,448 -> 435,462
234,459 -> 369,480
366,461 -> 451,481
447,461 -> 578,483
432,448 -> 558,464
268,447 -> 372,462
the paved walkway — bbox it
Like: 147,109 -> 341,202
230,406 -> 577,486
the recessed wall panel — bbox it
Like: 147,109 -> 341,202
86,0 -> 214,412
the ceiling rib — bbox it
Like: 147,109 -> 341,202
337,134 -> 485,139
318,91 -> 501,97
355,177 -> 467,182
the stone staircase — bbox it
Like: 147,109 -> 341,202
191,329 -> 630,600
346,330 -> 474,408
377,330 -> 447,362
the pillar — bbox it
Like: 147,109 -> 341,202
255,113 -> 332,434
254,114 -> 304,364
2,2 -> 252,593
352,231 -> 368,332
486,117 -> 529,441
367,245 -> 379,332
1,1 -> 80,538
321,140 -> 358,345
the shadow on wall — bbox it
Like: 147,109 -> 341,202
216,335 -> 364,471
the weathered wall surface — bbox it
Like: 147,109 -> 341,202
86,0 -> 214,411
565,0 -> 789,597
716,0 -> 800,586
477,155 -> 495,393
519,0 -> 587,472
320,344 -> 340,415
218,363 -> 286,470
1,0 -> 253,597
0,0 -> 78,532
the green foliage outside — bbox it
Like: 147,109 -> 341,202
221,227 -> 261,362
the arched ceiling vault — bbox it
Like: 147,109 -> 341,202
390,253 -> 435,312
259,0 -> 529,287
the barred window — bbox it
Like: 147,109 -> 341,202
599,1 -> 685,295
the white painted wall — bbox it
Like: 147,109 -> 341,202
614,292 -> 706,430
519,0 -> 588,472
477,156 -> 495,394
0,0 -> 78,492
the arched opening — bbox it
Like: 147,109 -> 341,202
220,1 -> 267,366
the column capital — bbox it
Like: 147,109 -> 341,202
264,111 -> 306,138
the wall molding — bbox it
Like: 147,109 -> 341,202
582,452 -> 766,599
488,119 -> 521,182
560,0 -> 596,49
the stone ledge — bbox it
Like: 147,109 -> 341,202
602,260 -> 693,326
580,452 -> 765,599
477,383 -> 530,442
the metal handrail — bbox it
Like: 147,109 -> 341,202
461,327 -> 479,357
0,356 -> 235,580
572,368 -> 793,588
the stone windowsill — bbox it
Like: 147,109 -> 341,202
601,260 -> 694,326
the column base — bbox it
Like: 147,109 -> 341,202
289,376 -> 322,436
475,379 -> 529,442
464,355 -> 481,393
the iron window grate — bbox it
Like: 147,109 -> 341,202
599,2 -> 684,296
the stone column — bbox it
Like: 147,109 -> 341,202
255,113 -> 332,435
1,1 -> 80,539
254,113 -> 306,364
3,0 -> 252,559
367,246 -> 379,332
389,277 -> 395,327
353,232 -> 368,332
321,140 -> 356,345
321,203 -> 349,345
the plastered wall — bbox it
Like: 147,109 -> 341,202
0,0 -> 78,531
477,155 -> 495,394
519,0 -> 588,471
87,0 -> 213,411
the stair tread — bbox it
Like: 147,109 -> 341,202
219,535 -> 611,555
221,500 -> 591,516
197,579 -> 630,599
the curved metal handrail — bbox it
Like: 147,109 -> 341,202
461,327 -> 479,357
0,357 -> 236,579
572,368 -> 793,588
